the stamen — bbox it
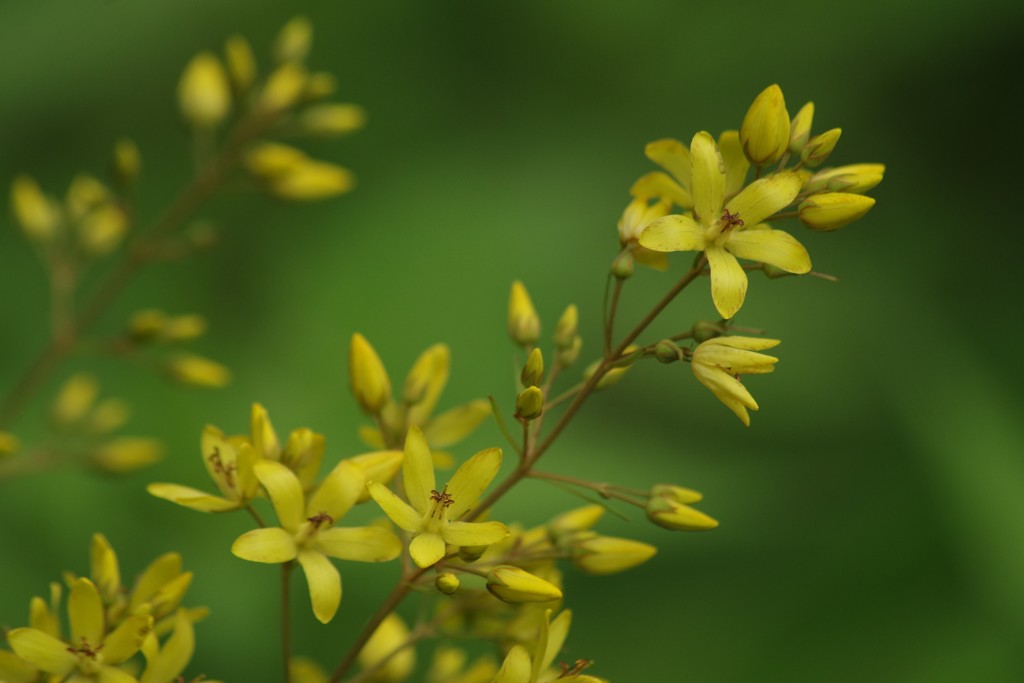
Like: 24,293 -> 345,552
557,659 -> 594,677
429,486 -> 455,518
66,637 -> 103,659
307,511 -> 334,529
721,208 -> 745,231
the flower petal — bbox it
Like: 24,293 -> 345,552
402,426 -> 435,515
494,645 -> 531,683
146,483 -> 240,512
442,520 -> 509,547
366,481 -> 422,532
409,532 -> 446,567
444,447 -> 502,519
129,552 -> 182,613
702,336 -> 780,351
638,214 -> 706,253
231,527 -> 298,563
630,172 -> 693,208
315,526 -> 402,563
692,363 -> 757,426
0,649 -> 38,683
98,665 -> 140,683
644,138 -> 691,189
542,610 -> 573,674
726,171 -> 802,226
139,612 -> 194,683
405,343 -> 450,426
69,578 -> 104,646
357,425 -> 385,448
102,615 -> 153,664
6,628 -> 76,675
297,550 -> 341,624
254,460 -> 305,533
423,399 -> 490,448
689,131 -> 725,224
706,247 -> 747,319
307,460 -> 363,522
726,228 -> 811,274
718,130 -> 750,198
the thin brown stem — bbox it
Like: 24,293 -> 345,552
604,278 -> 624,356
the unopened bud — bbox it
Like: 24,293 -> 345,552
128,309 -> 168,342
91,437 -> 164,473
88,398 -> 130,435
224,35 -> 257,93
554,304 -> 578,349
348,333 -> 392,414
799,193 -> 875,231
806,163 -> 885,195
435,572 -> 460,595
357,614 -> 415,681
800,128 -> 841,168
267,160 -> 354,201
570,535 -> 657,575
258,62 -> 307,114
646,496 -> 718,531
282,428 -> 326,490
112,138 -> 141,187
167,354 -> 231,388
507,281 -> 540,346
159,315 -> 207,343
655,339 -> 683,364
515,386 -> 543,420
583,345 -> 639,390
521,348 -> 544,387
610,249 -> 634,279
788,102 -> 814,154
557,335 -> 582,368
458,545 -> 488,562
245,142 -> 308,178
274,16 -> 313,63
651,484 -> 703,504
691,320 -> 724,343
486,566 -> 562,604
740,84 -> 790,166
549,504 -> 604,535
53,373 -> 99,426
299,104 -> 366,137
402,343 -> 449,406
763,264 -> 793,279
178,52 -> 231,128
66,174 -> 110,222
78,204 -> 129,256
11,175 -> 60,244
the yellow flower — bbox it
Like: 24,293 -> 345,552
494,609 -> 604,683
639,131 -> 811,319
148,425 -> 259,512
231,459 -> 402,623
356,613 -> 416,682
367,426 -> 509,568
616,197 -> 671,270
690,336 -> 780,426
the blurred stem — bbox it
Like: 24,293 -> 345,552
281,562 -> 293,683
604,277 -> 624,356
343,603 -> 463,683
528,469 -> 647,507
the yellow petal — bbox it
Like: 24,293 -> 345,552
404,343 -> 450,422
644,138 -> 691,188
348,450 -> 404,502
102,615 -> 153,664
638,214 -> 706,253
494,645 -> 531,683
726,172 -> 802,226
282,427 -> 326,491
90,533 -> 121,601
357,424 -> 386,448
6,628 -> 76,675
139,612 -> 193,683
409,532 -> 446,567
98,667 -> 137,683
402,426 -> 436,515
444,447 -> 502,519
231,528 -> 298,563
145,483 -> 240,513
146,572 -> 194,619
695,345 -> 778,376
726,228 -> 810,274
443,521 -> 509,548
701,336 -> 780,352
358,614 -> 416,681
250,403 -> 281,460
367,482 -> 422,532
541,610 -> 573,673
689,131 -> 725,225
629,172 -> 692,208
315,526 -> 402,563
254,460 -> 305,532
308,460 -> 363,522
691,363 -> 757,426
129,552 -> 182,613
69,578 -> 104,646
423,400 -> 490,449
718,130 -> 750,198
298,550 -> 341,624
706,247 -> 747,320
0,649 -> 38,683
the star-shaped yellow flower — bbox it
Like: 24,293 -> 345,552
231,459 -> 402,623
691,336 -> 780,426
639,131 -> 811,319
367,426 -> 509,568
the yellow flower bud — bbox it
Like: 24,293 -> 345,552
159,314 -> 207,343
245,142 -> 308,178
78,203 -> 129,256
299,104 -> 366,137
224,35 -> 257,93
507,280 -> 540,346
554,304 -> 578,349
515,386 -> 544,421
521,348 -> 544,388
436,571 -> 460,595
357,613 -> 415,683
807,163 -> 885,195
740,84 -> 790,166
0,431 -> 20,457
258,62 -> 307,114
549,504 -> 604,535
250,403 -> 281,460
646,497 -> 719,531
128,308 -> 168,342
349,333 -> 392,414
178,52 -> 231,128
11,174 -> 60,244
557,335 -> 582,368
66,174 -> 110,221
268,160 -> 355,201
87,398 -> 131,435
53,373 -> 99,426
788,102 -> 814,154
486,565 -> 563,603
112,138 -> 141,186
167,354 -> 231,388
800,128 -> 842,168
304,72 -> 337,100
90,437 -> 164,473
582,345 -> 640,390
274,15 -> 313,63
403,343 -> 449,406
650,483 -> 703,504
90,533 -> 121,601
799,192 -> 875,231
281,427 -> 326,490
571,535 -> 657,575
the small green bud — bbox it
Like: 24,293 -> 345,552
611,250 -> 634,279
654,340 -> 683,364
435,572 -> 460,595
691,321 -> 724,343
521,348 -> 544,387
557,336 -> 582,368
458,545 -> 487,562
515,386 -> 543,420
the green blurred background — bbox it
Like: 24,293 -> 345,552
2,0 -> 1023,680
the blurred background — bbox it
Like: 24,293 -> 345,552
1,0 -> 1023,680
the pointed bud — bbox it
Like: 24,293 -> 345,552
91,437 -> 164,473
178,52 -> 231,128
159,314 -> 207,343
788,102 -> 814,154
515,386 -> 544,421
651,484 -> 703,504
654,339 -> 683,364
435,572 -> 460,595
740,84 -> 790,166
274,16 -> 313,63
112,139 -> 141,187
349,333 -> 392,414
258,62 -> 307,114
549,504 -> 604,535
0,431 -> 20,457
11,175 -> 60,244
486,565 -> 563,603
53,373 -> 99,426
571,535 -> 657,575
458,545 -> 488,562
224,35 -> 257,93
166,354 -> 231,388
267,160 -> 354,201
610,249 -> 634,279
799,192 -> 875,231
250,403 -> 281,460
305,72 -> 337,100
78,203 -> 129,256
646,496 -> 719,531
692,320 -> 724,343
299,104 -> 366,137
128,309 -> 168,342
806,163 -> 885,195
557,335 -> 582,368
507,281 -> 540,346
554,304 -> 578,349
521,348 -> 544,387
245,142 -> 308,178
403,343 -> 449,407
800,128 -> 841,168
